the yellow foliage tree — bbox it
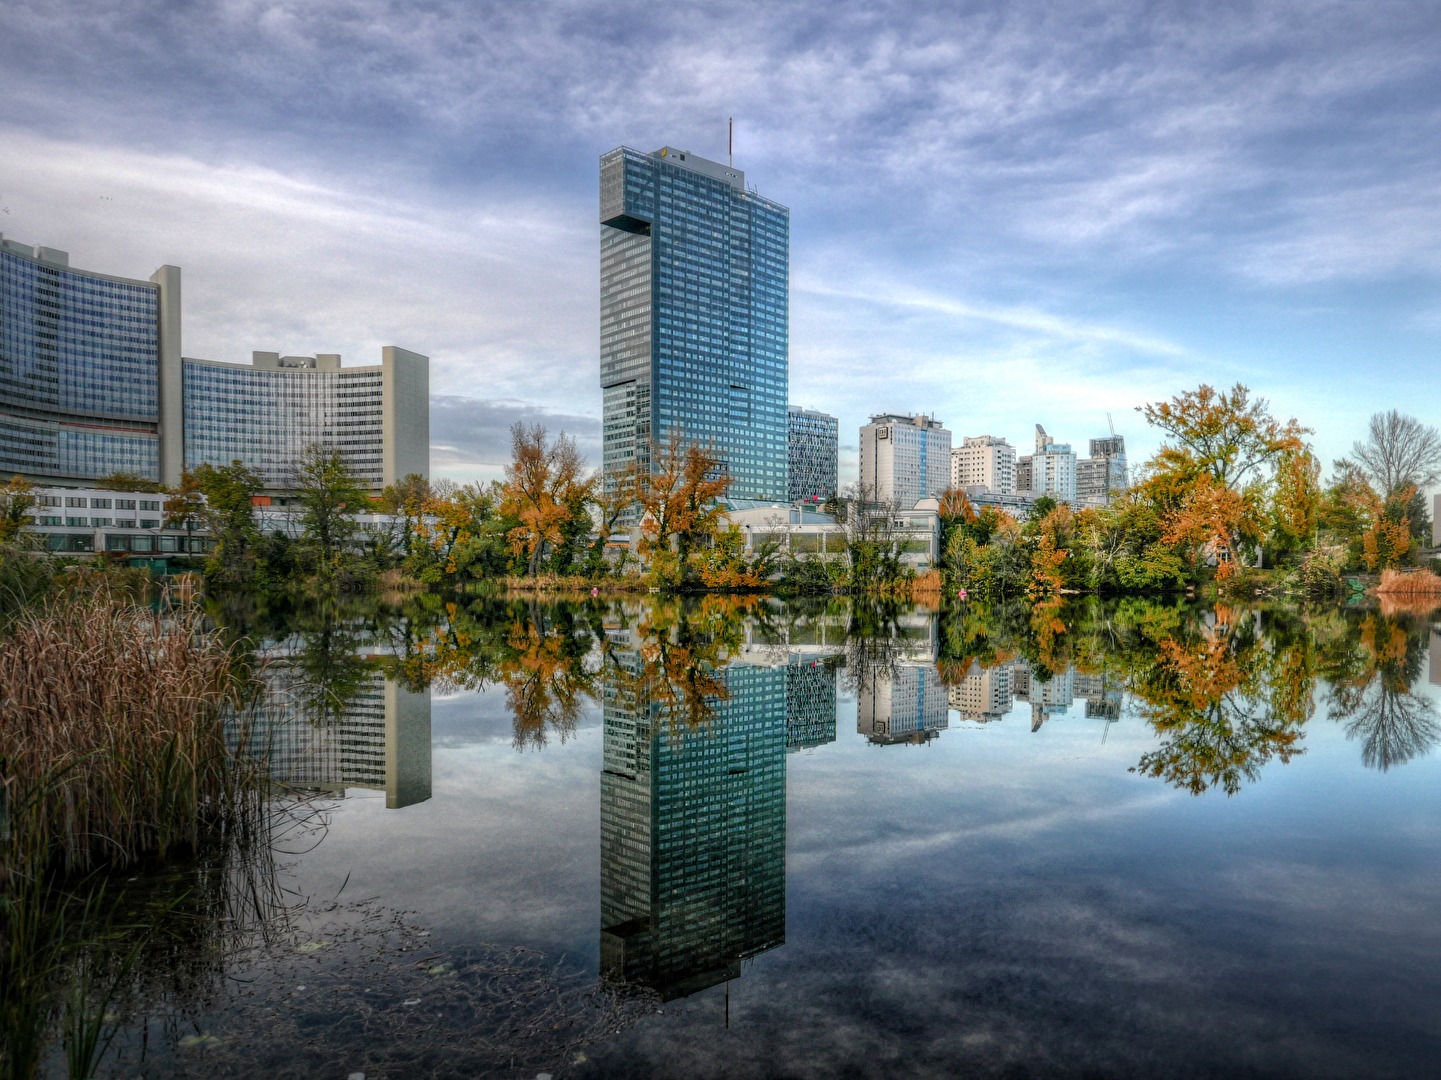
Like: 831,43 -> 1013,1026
628,430 -> 733,588
500,423 -> 595,576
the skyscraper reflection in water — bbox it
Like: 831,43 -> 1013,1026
601,648 -> 816,999
238,637 -> 433,809
857,664 -> 949,746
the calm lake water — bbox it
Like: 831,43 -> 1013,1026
74,596 -> 1441,1078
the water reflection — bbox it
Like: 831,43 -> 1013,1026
233,596 -> 1441,814
58,593 -> 1440,1076
1329,614 -> 1441,771
599,626 -> 790,1000
236,611 -> 433,808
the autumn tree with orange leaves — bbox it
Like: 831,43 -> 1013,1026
500,423 -> 596,577
626,431 -> 733,589
1138,382 -> 1313,575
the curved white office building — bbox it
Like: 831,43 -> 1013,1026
183,349 -> 429,493
0,234 -> 427,493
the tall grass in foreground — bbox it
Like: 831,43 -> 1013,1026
1,587 -> 266,1079
0,587 -> 260,877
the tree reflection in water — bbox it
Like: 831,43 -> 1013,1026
502,603 -> 598,750
601,595 -> 759,736
287,604 -> 380,728
1326,613 -> 1441,771
377,593 -> 1439,787
1122,605 -> 1315,795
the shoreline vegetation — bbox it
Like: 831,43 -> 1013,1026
0,581 -> 272,1080
2,384 -> 1438,606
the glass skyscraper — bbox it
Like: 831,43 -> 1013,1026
1,236 -> 176,483
599,145 -> 789,502
787,406 -> 839,504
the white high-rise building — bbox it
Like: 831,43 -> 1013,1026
951,435 -> 1016,494
1031,425 -> 1077,503
859,413 -> 952,507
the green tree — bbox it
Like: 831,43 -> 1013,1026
409,482 -> 509,584
293,444 -> 371,584
1,474 -> 36,544
185,462 -> 263,585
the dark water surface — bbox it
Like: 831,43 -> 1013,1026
83,598 -> 1441,1077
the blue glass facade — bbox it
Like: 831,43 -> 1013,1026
183,360 -> 386,492
0,244 -> 161,481
600,146 -> 789,502
600,653 -> 787,999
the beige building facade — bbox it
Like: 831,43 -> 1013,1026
951,435 -> 1017,494
860,413 -> 952,507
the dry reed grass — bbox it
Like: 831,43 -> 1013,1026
1375,568 -> 1441,595
501,573 -> 647,596
0,587 -> 258,880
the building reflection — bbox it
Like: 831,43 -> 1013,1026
243,635 -> 433,809
600,640 -> 799,1000
858,663 -> 949,746
945,659 -> 1122,732
787,658 -> 838,753
947,661 -> 1014,723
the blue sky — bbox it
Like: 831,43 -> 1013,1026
3,0 -> 1438,485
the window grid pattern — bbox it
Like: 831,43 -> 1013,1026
0,249 -> 159,422
0,413 -> 158,480
600,654 -> 786,998
787,408 -> 838,503
600,148 -> 789,504
951,436 -> 1017,494
183,362 -> 385,490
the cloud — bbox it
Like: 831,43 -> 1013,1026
429,395 -> 601,483
799,278 -> 1187,357
2,1 -> 1439,489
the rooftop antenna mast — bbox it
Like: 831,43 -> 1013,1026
728,117 -> 734,167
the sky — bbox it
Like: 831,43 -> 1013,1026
2,0 -> 1439,487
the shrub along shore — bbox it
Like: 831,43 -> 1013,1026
1,384 -> 1436,607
